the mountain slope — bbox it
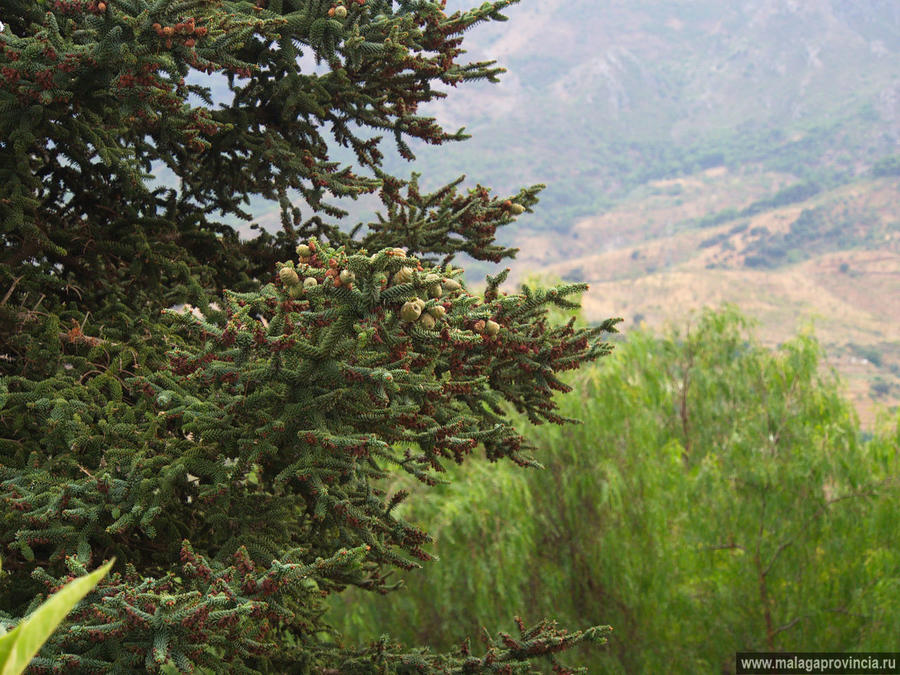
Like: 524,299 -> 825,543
511,169 -> 900,426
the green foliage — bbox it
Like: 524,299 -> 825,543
696,207 -> 741,230
871,155 -> 900,177
741,181 -> 821,216
0,0 -> 619,672
742,205 -> 885,269
870,378 -> 892,399
849,343 -> 884,368
697,182 -> 821,234
0,560 -> 112,675
330,308 -> 900,672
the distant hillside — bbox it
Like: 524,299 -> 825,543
507,168 -> 900,425
404,0 -> 900,224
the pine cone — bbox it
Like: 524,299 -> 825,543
392,267 -> 414,285
400,300 -> 423,322
279,267 -> 300,286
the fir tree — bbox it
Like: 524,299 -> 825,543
0,0 -> 619,671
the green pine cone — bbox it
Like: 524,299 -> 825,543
400,300 -> 423,322
393,267 -> 414,285
280,267 -> 301,286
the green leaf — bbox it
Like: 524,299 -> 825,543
0,560 -> 113,675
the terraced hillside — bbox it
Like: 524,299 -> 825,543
509,170 -> 900,426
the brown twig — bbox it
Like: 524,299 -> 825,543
1,276 -> 23,306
